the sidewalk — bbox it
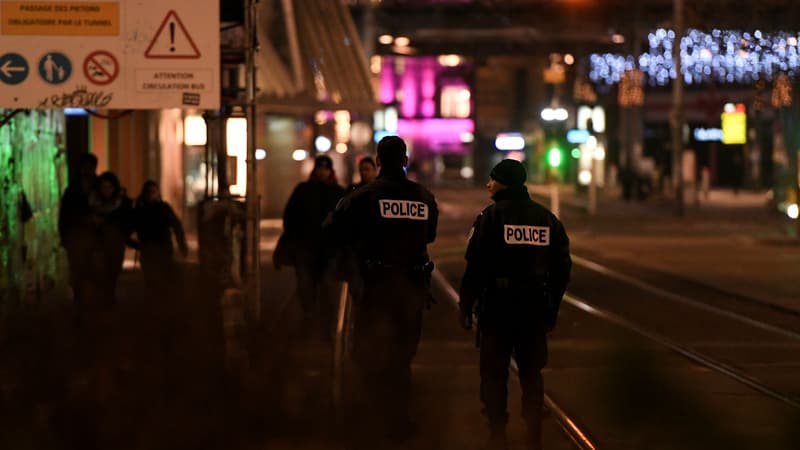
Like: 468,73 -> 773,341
0,255 -> 250,449
529,184 -> 800,315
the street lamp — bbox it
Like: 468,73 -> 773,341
541,107 -> 569,122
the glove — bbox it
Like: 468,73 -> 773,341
459,302 -> 473,330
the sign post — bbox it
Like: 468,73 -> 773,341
0,0 -> 219,109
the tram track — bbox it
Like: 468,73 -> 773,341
563,293 -> 800,409
571,254 -> 800,341
567,252 -> 800,404
430,245 -> 800,447
330,239 -> 798,447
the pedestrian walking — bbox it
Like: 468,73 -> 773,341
459,159 -> 571,450
133,180 -> 188,299
132,180 -> 188,374
59,153 -> 98,317
281,155 -> 345,339
323,135 -> 438,444
347,156 -> 378,192
88,171 -> 133,308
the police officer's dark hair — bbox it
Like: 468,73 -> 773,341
377,136 -> 407,169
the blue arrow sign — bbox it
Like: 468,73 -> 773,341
0,53 -> 29,85
38,52 -> 72,85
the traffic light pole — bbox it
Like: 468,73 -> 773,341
670,0 -> 685,216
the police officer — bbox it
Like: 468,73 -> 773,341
324,135 -> 438,443
459,159 -> 571,450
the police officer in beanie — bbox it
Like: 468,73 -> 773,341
324,135 -> 438,444
459,159 -> 571,450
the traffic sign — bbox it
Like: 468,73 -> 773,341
83,51 -> 119,85
144,10 -> 201,59
38,52 -> 72,84
0,53 -> 28,85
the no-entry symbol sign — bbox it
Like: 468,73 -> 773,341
83,51 -> 119,85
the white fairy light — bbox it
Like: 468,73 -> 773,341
590,28 -> 800,86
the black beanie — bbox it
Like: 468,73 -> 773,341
490,159 -> 527,186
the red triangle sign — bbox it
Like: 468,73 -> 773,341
144,10 -> 201,59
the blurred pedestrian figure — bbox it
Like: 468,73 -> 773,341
88,171 -> 133,308
59,153 -> 98,318
132,180 -> 188,372
732,148 -> 744,195
133,180 -> 188,299
281,155 -> 345,339
324,136 -> 438,444
347,156 -> 378,192
459,159 -> 571,450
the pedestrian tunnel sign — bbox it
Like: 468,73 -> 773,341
0,0 -> 219,109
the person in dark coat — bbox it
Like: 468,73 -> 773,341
282,155 -> 345,339
347,156 -> 378,192
88,171 -> 133,308
59,153 -> 98,314
133,180 -> 188,298
323,136 -> 438,444
459,159 -> 571,450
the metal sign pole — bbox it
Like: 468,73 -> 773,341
245,0 -> 261,318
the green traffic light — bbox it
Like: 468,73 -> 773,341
547,147 -> 563,167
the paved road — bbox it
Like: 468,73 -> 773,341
432,186 -> 800,450
3,185 -> 798,449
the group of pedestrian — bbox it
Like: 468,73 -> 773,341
276,136 -> 571,450
58,153 -> 188,324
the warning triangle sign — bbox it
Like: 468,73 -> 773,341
144,10 -> 201,59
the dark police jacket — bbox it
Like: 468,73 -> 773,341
459,185 -> 571,329
324,168 -> 438,271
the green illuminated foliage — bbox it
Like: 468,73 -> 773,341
0,110 -> 68,313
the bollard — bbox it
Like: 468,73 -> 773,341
700,167 -> 710,201
550,182 -> 560,218
587,158 -> 597,216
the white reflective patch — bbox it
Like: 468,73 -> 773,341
379,199 -> 429,220
467,226 -> 475,240
503,225 -> 550,246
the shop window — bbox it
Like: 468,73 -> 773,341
440,86 -> 471,118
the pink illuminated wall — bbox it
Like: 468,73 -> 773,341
400,58 -> 418,117
420,57 -> 436,118
379,58 -> 396,104
398,118 -> 474,153
379,56 -> 474,154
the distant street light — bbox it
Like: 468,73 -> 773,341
541,107 -> 569,122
